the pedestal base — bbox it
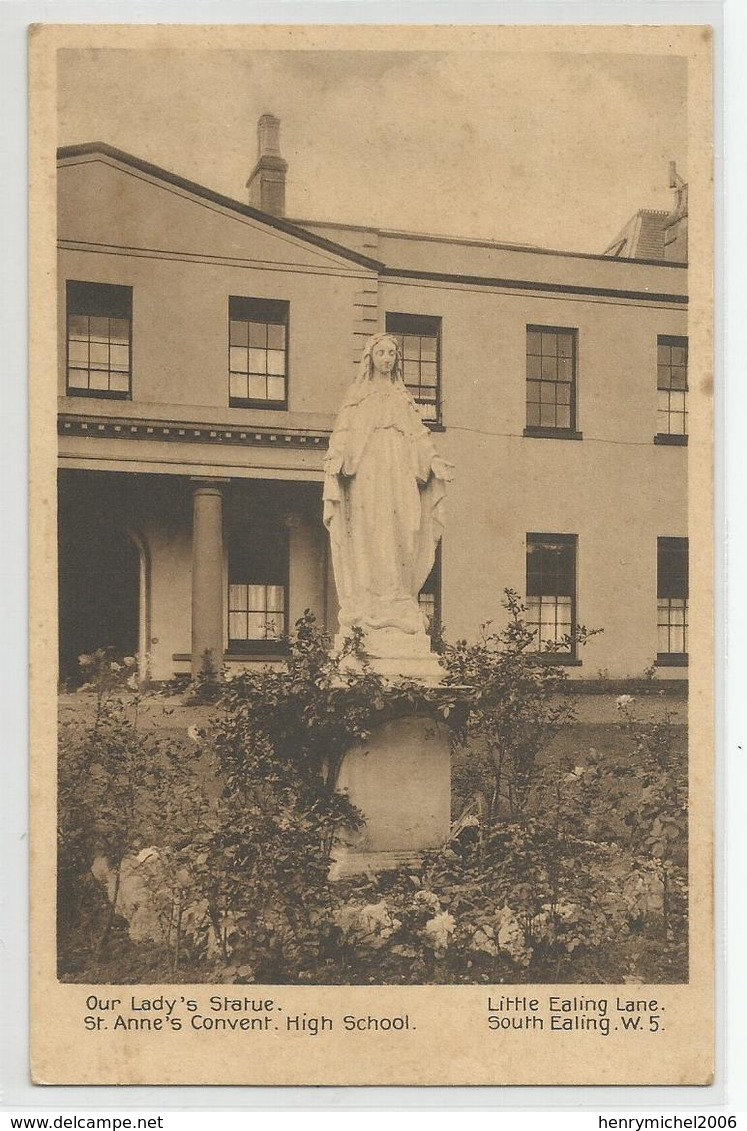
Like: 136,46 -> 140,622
330,715 -> 451,878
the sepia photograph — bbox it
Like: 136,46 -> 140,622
29,22 -> 714,1086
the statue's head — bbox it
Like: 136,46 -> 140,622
357,332 -> 402,384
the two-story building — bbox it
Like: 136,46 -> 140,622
57,117 -> 688,684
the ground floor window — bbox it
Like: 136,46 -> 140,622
228,525 -> 288,650
657,536 -> 688,662
525,533 -> 577,656
418,545 -> 442,635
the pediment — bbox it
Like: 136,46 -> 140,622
58,149 -> 377,276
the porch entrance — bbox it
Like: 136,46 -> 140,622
58,477 -> 140,683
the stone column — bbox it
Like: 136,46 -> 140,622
190,479 -> 224,679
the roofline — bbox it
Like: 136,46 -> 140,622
288,216 -> 688,269
57,142 -> 384,273
380,267 -> 687,305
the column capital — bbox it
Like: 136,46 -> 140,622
190,477 -> 228,497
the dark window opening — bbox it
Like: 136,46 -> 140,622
525,326 -> 577,436
386,312 -> 442,424
526,533 -> 577,656
66,281 -> 132,398
229,296 -> 289,408
227,523 -> 289,650
657,536 -> 688,660
657,335 -> 688,439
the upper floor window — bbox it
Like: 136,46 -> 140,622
385,312 -> 441,425
656,335 -> 688,444
66,281 -> 132,399
227,522 -> 288,652
525,326 -> 580,439
526,533 -> 577,659
657,536 -> 688,664
229,296 -> 288,408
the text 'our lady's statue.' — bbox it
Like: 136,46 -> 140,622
323,332 -> 454,662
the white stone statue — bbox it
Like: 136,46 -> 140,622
323,332 -> 454,665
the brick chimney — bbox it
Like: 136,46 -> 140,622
246,114 -> 288,217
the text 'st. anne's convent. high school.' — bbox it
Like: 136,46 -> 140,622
56,115 -> 688,684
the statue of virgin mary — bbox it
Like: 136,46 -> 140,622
323,332 -> 454,659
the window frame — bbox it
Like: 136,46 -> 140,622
525,532 -> 581,663
65,281 -> 133,400
656,535 -> 689,666
385,312 -> 443,428
655,334 -> 688,446
228,296 -> 290,410
226,523 -> 290,654
523,325 -> 582,440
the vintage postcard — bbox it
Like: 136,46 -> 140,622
29,23 -> 714,1086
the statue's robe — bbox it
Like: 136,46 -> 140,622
323,377 -> 446,642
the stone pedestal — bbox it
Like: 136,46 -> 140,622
330,715 -> 452,878
334,626 -> 444,684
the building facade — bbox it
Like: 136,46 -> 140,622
57,130 -> 688,684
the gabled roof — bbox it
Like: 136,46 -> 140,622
57,142 -> 384,273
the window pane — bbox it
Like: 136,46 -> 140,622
556,383 -> 571,404
68,315 -> 89,339
229,346 -> 247,373
540,404 -> 557,427
110,345 -> 129,371
557,356 -> 572,381
228,612 -> 247,640
266,349 -> 285,376
539,382 -> 556,404
109,318 -> 129,344
556,405 -> 571,429
230,373 -> 248,400
266,585 -> 285,612
541,355 -> 557,379
266,375 -> 285,401
526,330 -> 542,356
248,374 -> 267,400
89,370 -> 110,390
671,345 -> 687,366
266,323 -> 285,350
248,348 -> 267,375
541,332 -> 558,356
421,337 -> 437,362
248,322 -> 268,348
89,316 -> 109,340
402,335 -> 420,359
670,365 -> 687,390
109,372 -> 130,393
526,402 -> 541,426
89,342 -> 109,365
68,340 -> 88,364
230,320 -> 248,347
657,343 -> 671,365
67,370 -> 89,389
229,584 -> 248,611
657,364 -> 672,389
557,334 -> 574,359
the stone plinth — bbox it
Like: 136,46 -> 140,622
334,627 -> 444,684
330,715 -> 451,878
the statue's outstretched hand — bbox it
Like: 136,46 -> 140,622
431,456 -> 455,482
324,453 -> 344,476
